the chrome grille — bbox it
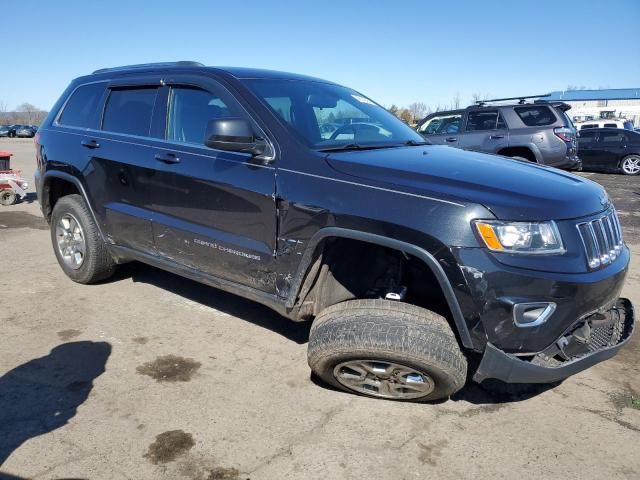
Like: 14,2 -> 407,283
577,209 -> 624,270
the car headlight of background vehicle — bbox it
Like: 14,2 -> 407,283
473,220 -> 565,255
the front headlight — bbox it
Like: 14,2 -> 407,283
473,220 -> 565,255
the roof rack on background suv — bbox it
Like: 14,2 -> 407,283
92,61 -> 205,75
475,94 -> 550,106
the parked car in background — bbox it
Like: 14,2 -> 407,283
578,128 -> 640,175
577,119 -> 634,131
417,97 -> 580,170
0,125 -> 16,137
15,125 -> 36,138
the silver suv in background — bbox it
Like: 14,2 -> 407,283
416,96 -> 580,170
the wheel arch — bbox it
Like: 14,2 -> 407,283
42,171 -> 106,241
286,227 -> 474,349
497,145 -> 539,163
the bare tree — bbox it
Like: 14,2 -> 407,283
0,99 -> 7,125
452,92 -> 461,109
388,104 -> 400,118
16,103 -> 39,124
407,102 -> 427,124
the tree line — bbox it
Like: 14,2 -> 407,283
387,92 -> 491,125
0,101 -> 48,126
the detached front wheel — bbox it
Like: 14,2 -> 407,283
307,300 -> 467,402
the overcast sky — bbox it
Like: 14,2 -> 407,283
3,0 -> 639,111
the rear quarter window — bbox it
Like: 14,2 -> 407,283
57,83 -> 106,128
514,106 -> 556,127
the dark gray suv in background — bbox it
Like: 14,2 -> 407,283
417,96 -> 580,170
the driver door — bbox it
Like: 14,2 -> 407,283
147,75 -> 278,292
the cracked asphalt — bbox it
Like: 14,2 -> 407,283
1,138 -> 639,479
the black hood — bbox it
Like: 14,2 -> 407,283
326,145 -> 609,221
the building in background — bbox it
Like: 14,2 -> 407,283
546,88 -> 640,127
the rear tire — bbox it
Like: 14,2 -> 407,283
307,299 -> 467,402
50,194 -> 115,284
620,155 -> 640,175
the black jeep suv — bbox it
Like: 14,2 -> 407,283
35,62 -> 634,402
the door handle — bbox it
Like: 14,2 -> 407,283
445,137 -> 457,142
155,153 -> 180,164
489,135 -> 505,140
81,139 -> 100,149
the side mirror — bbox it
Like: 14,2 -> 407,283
204,118 -> 266,156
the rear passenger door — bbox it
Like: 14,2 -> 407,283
591,130 -> 629,169
577,130 -> 599,169
84,77 -> 162,252
458,109 -> 509,154
148,75 -> 278,291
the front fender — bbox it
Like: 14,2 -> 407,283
286,227 -> 475,349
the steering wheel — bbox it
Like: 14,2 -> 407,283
330,124 -> 357,140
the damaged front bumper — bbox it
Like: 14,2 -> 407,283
473,298 -> 634,384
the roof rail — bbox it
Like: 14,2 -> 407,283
475,94 -> 550,106
92,61 -> 204,75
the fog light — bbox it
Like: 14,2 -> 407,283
513,302 -> 556,327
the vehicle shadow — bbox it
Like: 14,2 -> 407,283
0,341 -> 111,467
119,263 -> 312,344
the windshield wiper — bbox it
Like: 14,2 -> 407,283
318,143 -> 393,152
318,140 -> 431,152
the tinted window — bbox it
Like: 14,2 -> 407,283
102,87 -> 157,136
578,131 -> 596,145
581,124 -> 598,129
465,110 -> 506,131
600,131 -> 627,144
603,123 -> 618,128
263,96 -> 293,124
58,83 -> 105,128
167,87 -> 244,144
418,114 -> 462,134
515,106 -> 556,126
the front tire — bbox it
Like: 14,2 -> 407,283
50,194 -> 115,284
307,300 -> 467,402
620,155 -> 640,175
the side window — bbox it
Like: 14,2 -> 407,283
515,106 -> 556,126
603,123 -> 618,128
166,85 -> 250,146
102,87 -> 158,137
581,124 -> 597,130
599,131 -> 627,144
58,83 -> 106,128
465,110 -> 506,131
578,131 -> 597,145
418,114 -> 462,134
263,96 -> 293,124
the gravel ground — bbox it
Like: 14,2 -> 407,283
1,138 -> 638,480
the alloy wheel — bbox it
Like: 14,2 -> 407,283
55,213 -> 86,269
333,360 -> 435,399
622,156 -> 640,175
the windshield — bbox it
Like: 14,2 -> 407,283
244,79 -> 424,150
